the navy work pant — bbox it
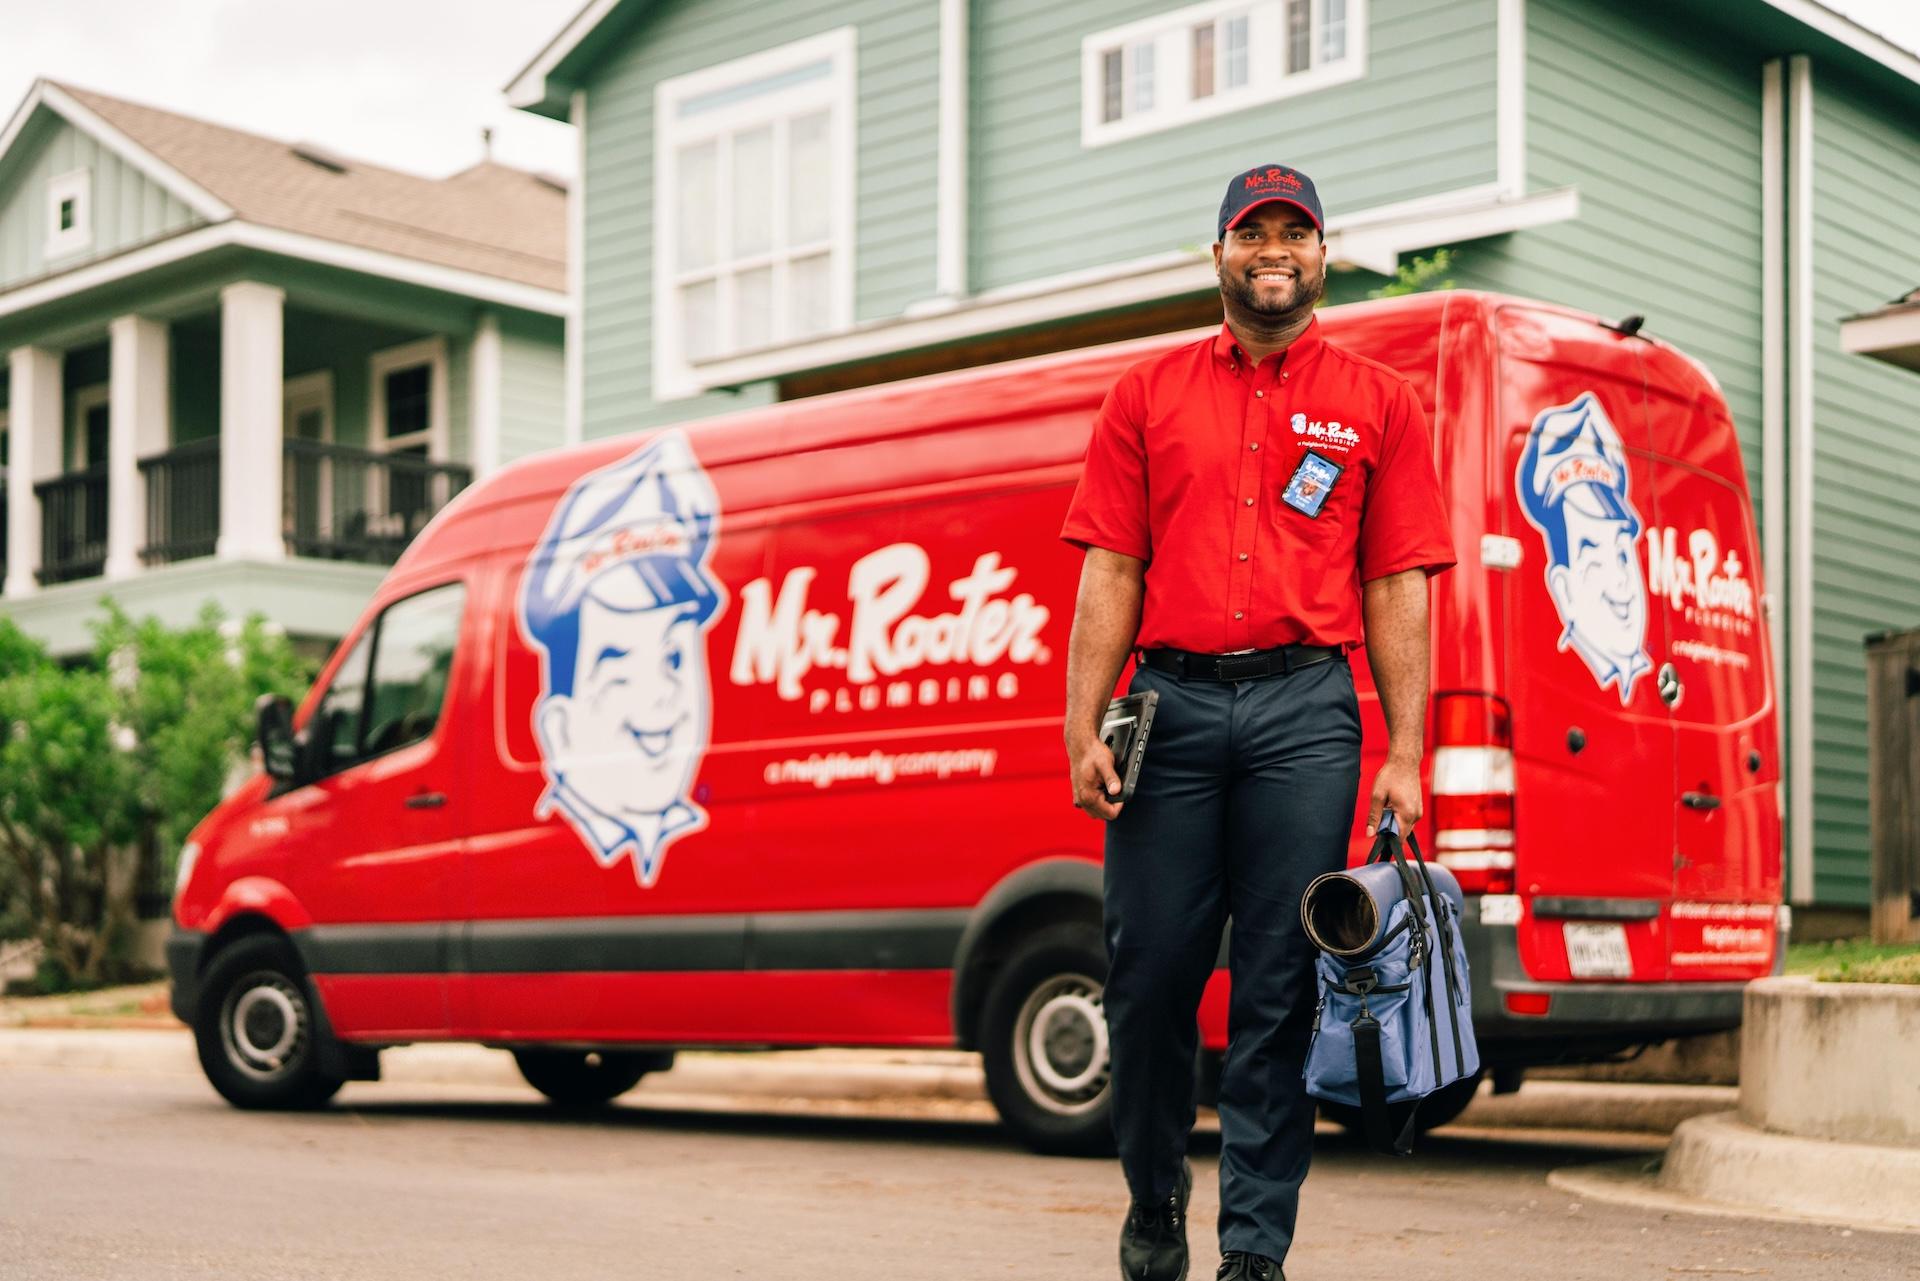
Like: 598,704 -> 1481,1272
1103,654 -> 1361,1264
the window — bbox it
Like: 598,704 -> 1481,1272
654,28 -> 855,400
369,339 -> 449,537
310,583 -> 466,774
1082,0 -> 1367,147
45,170 -> 92,258
70,384 -> 109,470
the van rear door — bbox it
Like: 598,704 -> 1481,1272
1637,347 -> 1783,979
1497,303 -> 1673,984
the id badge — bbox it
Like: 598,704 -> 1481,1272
1282,450 -> 1344,518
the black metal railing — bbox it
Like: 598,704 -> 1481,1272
1,478 -> 8,586
138,438 -> 221,566
34,466 -> 108,584
283,439 -> 472,565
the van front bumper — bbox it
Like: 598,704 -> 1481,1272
166,927 -> 207,1025
1460,899 -> 1754,1063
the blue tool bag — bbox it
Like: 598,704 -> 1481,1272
1300,810 -> 1479,1155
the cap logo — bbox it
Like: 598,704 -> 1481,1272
1246,167 -> 1303,193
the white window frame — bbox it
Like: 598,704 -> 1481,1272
367,338 -> 449,461
46,169 -> 93,259
652,26 -> 858,402
1081,0 -> 1368,149
284,370 -> 337,540
70,383 -> 109,470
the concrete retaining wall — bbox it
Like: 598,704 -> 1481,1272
1739,976 -> 1920,1146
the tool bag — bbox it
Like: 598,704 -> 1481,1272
1300,811 -> 1479,1156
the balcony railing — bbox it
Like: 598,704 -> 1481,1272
139,438 -> 221,566
283,439 -> 472,565
35,466 -> 108,585
1,478 -> 8,586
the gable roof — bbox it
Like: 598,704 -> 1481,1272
1,79 -> 565,294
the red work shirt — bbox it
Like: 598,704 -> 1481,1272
1060,317 -> 1455,653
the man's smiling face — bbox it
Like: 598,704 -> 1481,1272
541,593 -> 708,821
1212,202 -> 1327,326
1549,498 -> 1647,665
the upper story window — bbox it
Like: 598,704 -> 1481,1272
1082,0 -> 1366,148
653,27 -> 856,400
45,169 -> 93,259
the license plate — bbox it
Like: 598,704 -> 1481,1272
1564,922 -> 1633,978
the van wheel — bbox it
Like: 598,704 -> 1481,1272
980,923 -> 1115,1156
1318,1067 -> 1485,1136
193,935 -> 344,1110
512,1049 -> 671,1107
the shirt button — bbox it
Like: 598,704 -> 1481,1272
1250,443 -> 1259,451
1255,390 -> 1264,398
1245,498 -> 1255,506
1234,611 -> 1244,620
1239,553 -> 1249,561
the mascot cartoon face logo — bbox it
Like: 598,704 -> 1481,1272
1516,392 -> 1652,705
516,430 -> 727,887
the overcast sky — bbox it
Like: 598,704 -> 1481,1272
3,0 -> 1917,184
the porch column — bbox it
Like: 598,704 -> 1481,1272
104,315 -> 171,579
214,282 -> 285,563
4,346 -> 63,599
470,309 -> 503,478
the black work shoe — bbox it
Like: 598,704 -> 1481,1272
1216,1252 -> 1282,1281
1119,1158 -> 1192,1280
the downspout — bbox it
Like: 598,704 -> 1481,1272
1787,54 -> 1815,907
1760,58 -> 1786,841
566,87 -> 587,447
936,0 -> 969,300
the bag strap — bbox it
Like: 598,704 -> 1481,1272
1351,1007 -> 1421,1157
1401,828 -> 1471,1079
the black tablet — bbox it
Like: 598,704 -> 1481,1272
1099,690 -> 1159,809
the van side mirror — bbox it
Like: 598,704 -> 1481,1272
255,694 -> 298,782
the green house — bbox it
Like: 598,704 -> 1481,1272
509,1 -> 1920,919
0,80 -> 569,655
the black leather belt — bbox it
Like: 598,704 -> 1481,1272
1140,643 -> 1342,681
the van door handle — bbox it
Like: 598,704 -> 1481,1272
1681,791 -> 1721,811
405,791 -> 447,810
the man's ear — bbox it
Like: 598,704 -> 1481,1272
535,695 -> 573,763
1546,564 -> 1574,618
1211,241 -> 1223,275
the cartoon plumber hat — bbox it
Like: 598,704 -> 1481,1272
1517,392 -> 1638,531
523,429 -> 723,630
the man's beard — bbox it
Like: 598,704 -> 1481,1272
1222,265 -> 1325,324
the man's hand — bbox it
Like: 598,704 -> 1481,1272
1367,756 -> 1423,835
1068,732 -> 1126,821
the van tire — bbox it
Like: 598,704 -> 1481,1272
980,923 -> 1115,1157
1317,1067 -> 1486,1137
193,935 -> 344,1110
512,1049 -> 668,1107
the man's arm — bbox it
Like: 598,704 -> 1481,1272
1361,567 -> 1430,834
1064,547 -> 1146,820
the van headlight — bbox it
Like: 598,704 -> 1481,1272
174,840 -> 201,900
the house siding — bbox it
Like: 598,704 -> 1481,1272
498,311 -> 567,465
0,117 -> 203,292
968,0 -> 1500,294
578,0 -> 938,440
1807,65 -> 1920,907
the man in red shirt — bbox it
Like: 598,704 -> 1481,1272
1060,165 -> 1455,1281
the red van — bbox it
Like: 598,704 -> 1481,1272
169,291 -> 1784,1152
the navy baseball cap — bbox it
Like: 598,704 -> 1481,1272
1217,164 -> 1324,240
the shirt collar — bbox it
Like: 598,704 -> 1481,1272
1212,315 -> 1325,371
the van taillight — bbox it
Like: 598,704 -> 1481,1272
1431,693 -> 1515,895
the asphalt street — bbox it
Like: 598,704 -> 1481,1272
1,1066 -> 1913,1280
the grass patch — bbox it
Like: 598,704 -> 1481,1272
1785,938 -> 1920,984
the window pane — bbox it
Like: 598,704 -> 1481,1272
677,57 -> 832,119
1224,15 -> 1250,88
677,140 -> 718,272
732,125 -> 775,258
384,365 -> 430,439
1101,48 -> 1124,122
787,110 -> 832,246
681,279 -> 720,362
362,584 -> 465,757
315,630 -> 371,770
1319,0 -> 1347,63
1287,0 -> 1312,74
59,198 -> 75,231
735,267 -> 773,350
1191,24 -> 1215,99
84,404 -> 109,468
1129,41 -> 1156,113
788,253 -> 832,339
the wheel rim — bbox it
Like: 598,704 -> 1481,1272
221,971 -> 309,1083
1011,972 -> 1110,1116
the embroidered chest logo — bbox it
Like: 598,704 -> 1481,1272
1289,412 -> 1360,452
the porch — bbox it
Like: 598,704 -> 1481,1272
2,282 -> 481,598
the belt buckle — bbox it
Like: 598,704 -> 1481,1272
1214,651 -> 1271,681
